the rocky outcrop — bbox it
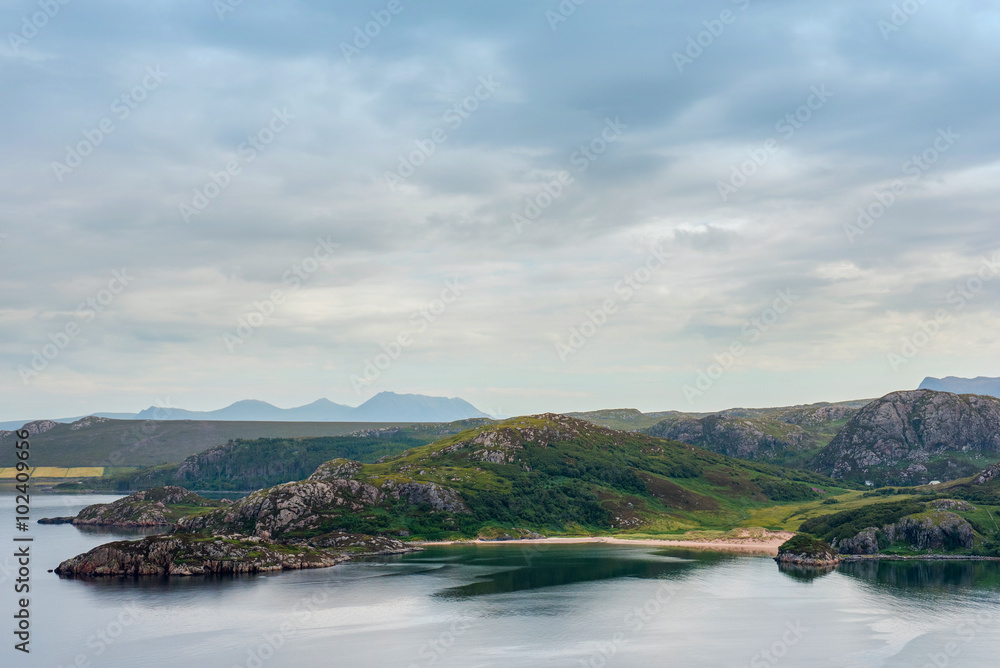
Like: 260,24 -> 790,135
775,535 -> 841,566
386,481 -> 469,513
21,420 -> 58,436
811,390 -> 1000,484
884,512 -> 975,551
834,511 -> 976,555
645,415 -> 809,460
834,528 -> 880,555
930,499 -> 975,511
178,466 -> 469,539
307,459 -> 364,482
179,479 -> 386,538
972,464 -> 1000,485
54,532 -> 411,577
42,487 -> 221,527
435,413 -> 586,465
70,416 -> 111,430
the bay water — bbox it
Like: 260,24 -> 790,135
2,494 -> 998,667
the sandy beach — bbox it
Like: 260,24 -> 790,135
415,530 -> 795,556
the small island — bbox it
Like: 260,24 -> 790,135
775,534 -> 840,566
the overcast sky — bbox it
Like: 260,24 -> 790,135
2,0 -> 999,421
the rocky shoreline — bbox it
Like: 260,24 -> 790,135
39,486 -> 225,528
839,553 -> 1000,562
774,534 -> 841,566
54,532 -> 416,577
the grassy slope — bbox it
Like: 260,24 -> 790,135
563,409 -> 703,432
743,468 -> 1000,556
0,418 -> 441,467
64,420 -> 494,492
569,401 -> 867,469
258,414 -> 853,541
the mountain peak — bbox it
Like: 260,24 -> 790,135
919,376 -> 1000,398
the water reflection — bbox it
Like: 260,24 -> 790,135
73,525 -> 163,538
838,559 -> 1000,593
776,561 -> 837,582
435,545 -> 723,597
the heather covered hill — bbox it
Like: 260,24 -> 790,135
178,414 -> 847,541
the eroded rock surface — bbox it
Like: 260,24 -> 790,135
54,532 -> 410,577
811,390 -> 1000,484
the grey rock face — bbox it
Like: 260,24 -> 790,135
21,420 -> 58,435
179,462 -> 469,538
835,511 -> 975,555
59,486 -> 216,527
811,390 -> 1000,483
835,528 -> 881,555
883,512 -> 975,551
387,481 -> 469,513
646,415 -> 807,460
54,532 -> 409,577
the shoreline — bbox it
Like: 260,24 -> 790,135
412,534 -> 794,556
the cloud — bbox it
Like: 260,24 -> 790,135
1,0 -> 998,418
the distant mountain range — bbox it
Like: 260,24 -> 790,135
919,376 -> 1000,398
0,392 -> 491,431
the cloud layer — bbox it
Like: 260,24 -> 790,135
2,0 -> 999,419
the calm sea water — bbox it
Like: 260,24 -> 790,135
2,494 -> 999,667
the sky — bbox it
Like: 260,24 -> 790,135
2,0 -> 999,421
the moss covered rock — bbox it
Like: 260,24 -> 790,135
776,534 -> 840,566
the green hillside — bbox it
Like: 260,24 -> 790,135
0,417 -> 456,467
63,420 -> 494,492
179,414 -> 851,541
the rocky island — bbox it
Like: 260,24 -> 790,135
54,532 -> 411,576
39,486 -> 225,527
775,534 -> 841,566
